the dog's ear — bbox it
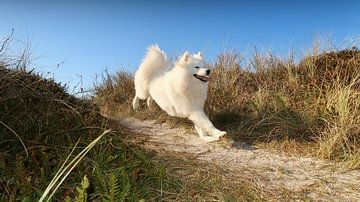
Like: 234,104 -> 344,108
179,51 -> 190,63
194,52 -> 203,59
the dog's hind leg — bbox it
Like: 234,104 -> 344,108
146,96 -> 153,108
132,96 -> 140,110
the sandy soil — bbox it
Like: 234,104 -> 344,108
115,116 -> 360,201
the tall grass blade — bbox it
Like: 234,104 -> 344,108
39,129 -> 110,202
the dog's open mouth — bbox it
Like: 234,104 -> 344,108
193,74 -> 210,82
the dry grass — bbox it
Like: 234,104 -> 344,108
95,45 -> 360,169
212,47 -> 360,167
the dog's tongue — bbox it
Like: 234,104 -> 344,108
199,75 -> 210,81
203,75 -> 210,81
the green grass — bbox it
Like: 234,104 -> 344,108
0,65 -> 184,201
95,44 -> 360,169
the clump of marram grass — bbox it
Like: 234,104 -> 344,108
317,76 -> 360,167
96,44 -> 360,168
208,47 -> 360,166
207,50 -> 316,143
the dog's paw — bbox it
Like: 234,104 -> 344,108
212,130 -> 227,139
200,135 -> 220,143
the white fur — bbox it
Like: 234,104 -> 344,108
133,45 -> 226,142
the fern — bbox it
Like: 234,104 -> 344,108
103,170 -> 132,202
107,172 -> 119,202
119,179 -> 131,202
74,175 -> 89,202
64,195 -> 71,202
63,175 -> 89,202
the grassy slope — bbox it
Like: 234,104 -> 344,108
95,47 -> 360,169
0,66 -> 182,201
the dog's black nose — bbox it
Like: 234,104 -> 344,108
206,69 -> 211,75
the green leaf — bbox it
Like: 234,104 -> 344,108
75,175 -> 90,202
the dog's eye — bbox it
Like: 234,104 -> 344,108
194,66 -> 200,69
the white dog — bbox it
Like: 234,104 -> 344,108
132,45 -> 226,142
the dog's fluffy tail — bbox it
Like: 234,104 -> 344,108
134,44 -> 168,99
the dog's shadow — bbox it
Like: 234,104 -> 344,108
229,140 -> 257,151
211,111 -> 258,151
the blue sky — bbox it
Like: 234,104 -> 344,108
1,0 -> 359,92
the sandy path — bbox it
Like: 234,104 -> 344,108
116,117 -> 360,201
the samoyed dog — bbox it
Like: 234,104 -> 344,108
132,45 -> 226,142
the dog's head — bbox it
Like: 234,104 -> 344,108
176,51 -> 211,83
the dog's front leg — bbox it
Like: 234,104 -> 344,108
189,111 -> 226,139
194,124 -> 220,142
